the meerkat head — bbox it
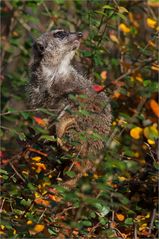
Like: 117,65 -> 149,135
32,29 -> 83,67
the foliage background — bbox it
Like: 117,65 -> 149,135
1,0 -> 158,238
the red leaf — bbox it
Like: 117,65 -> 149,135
33,116 -> 47,127
92,85 -> 105,93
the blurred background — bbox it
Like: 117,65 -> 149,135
1,0 -> 158,238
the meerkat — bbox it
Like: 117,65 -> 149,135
27,29 -> 112,186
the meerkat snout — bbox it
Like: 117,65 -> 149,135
77,32 -> 83,38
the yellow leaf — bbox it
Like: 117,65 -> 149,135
109,33 -> 119,43
34,198 -> 50,206
22,170 -> 29,175
32,156 -> 41,162
116,213 -> 125,221
112,91 -> 121,99
134,152 -> 140,157
145,213 -> 150,218
130,127 -> 143,139
48,194 -> 62,202
135,74 -> 143,82
100,71 -> 107,80
148,0 -> 159,7
35,192 -> 41,198
139,223 -> 147,232
27,220 -> 33,225
119,23 -> 130,33
129,12 -> 139,28
34,224 -> 44,233
118,176 -> 127,181
144,124 -> 158,140
147,18 -> 157,28
118,6 -> 128,13
150,99 -> 159,117
148,40 -> 156,47
151,64 -> 159,72
0,225 -> 5,230
34,163 -> 46,173
29,224 -> 45,235
147,139 -> 155,145
93,173 -> 99,179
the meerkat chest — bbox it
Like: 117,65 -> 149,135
42,64 -> 71,91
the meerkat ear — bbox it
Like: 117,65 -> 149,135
32,42 -> 45,55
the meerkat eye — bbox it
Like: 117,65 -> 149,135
33,42 -> 45,55
54,31 -> 68,39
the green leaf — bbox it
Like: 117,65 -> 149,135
117,12 -> 127,21
64,171 -> 76,178
102,5 -> 114,10
81,220 -> 92,227
20,199 -> 32,207
82,51 -> 92,57
40,135 -> 56,141
27,182 -> 36,191
95,203 -> 110,217
19,132 -> 26,141
0,169 -> 8,175
48,228 -> 57,236
153,162 -> 159,170
118,6 -> 128,13
124,160 -> 139,173
20,112 -> 30,119
125,218 -> 133,225
0,128 -> 3,137
99,217 -> 108,225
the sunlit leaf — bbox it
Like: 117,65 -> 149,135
144,124 -> 159,140
100,71 -> 107,80
130,127 -> 143,139
150,99 -> 159,117
29,224 -> 45,235
116,213 -> 125,221
118,6 -> 128,13
102,5 -> 114,9
146,18 -> 157,28
119,23 -> 130,33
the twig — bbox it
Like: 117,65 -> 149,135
0,109 -> 41,116
112,210 -> 115,221
110,57 -> 154,85
145,143 -> 157,163
9,162 -> 25,182
55,206 -> 76,218
113,227 -> 125,239
3,0 -> 31,33
27,147 -> 48,157
149,208 -> 156,234
37,208 -> 47,223
87,222 -> 100,236
42,2 -> 54,31
96,10 -> 116,49
0,198 -> 5,213
134,223 -> 138,239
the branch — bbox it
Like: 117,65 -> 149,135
3,0 -> 32,33
9,162 -> 26,182
149,208 -> 156,235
